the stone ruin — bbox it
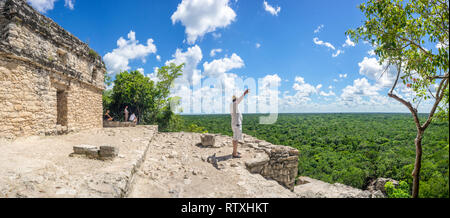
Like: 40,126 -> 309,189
200,134 -> 216,147
244,138 -> 299,192
70,144 -> 119,161
0,0 -> 106,139
203,133 -> 300,191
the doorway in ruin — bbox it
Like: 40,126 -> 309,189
56,89 -> 68,126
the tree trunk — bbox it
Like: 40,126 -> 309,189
137,107 -> 141,125
411,129 -> 424,198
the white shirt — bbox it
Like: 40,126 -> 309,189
129,113 -> 136,121
230,95 -> 244,128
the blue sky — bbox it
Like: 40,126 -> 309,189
27,0 -> 436,114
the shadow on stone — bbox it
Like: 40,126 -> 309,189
206,153 -> 233,170
195,142 -> 210,148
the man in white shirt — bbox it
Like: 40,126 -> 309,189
230,89 -> 249,158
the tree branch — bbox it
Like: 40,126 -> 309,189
390,60 -> 402,95
388,92 -> 421,129
427,75 -> 449,81
398,36 -> 432,56
421,76 -> 449,130
389,61 -> 421,130
428,87 -> 437,99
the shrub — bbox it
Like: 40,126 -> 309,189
385,181 -> 411,198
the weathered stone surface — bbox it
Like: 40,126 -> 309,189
241,140 -> 300,191
86,148 -> 100,159
0,0 -> 105,139
71,145 -> 119,160
73,145 -> 99,155
0,125 -> 158,198
245,153 -> 269,168
99,146 -> 119,159
103,121 -> 136,128
200,134 -> 215,147
367,178 -> 399,195
295,177 -> 373,198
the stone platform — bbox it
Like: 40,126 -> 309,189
0,125 -> 157,198
103,121 -> 137,128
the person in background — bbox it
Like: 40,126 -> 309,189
230,89 -> 249,158
104,110 -> 113,121
124,106 -> 129,122
129,113 -> 138,124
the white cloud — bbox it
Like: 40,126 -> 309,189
210,48 -> 223,57
104,31 -> 157,75
335,76 -> 425,112
332,49 -> 343,57
342,35 -> 355,47
358,57 -> 397,88
203,53 -> 244,77
436,40 -> 448,49
294,76 -> 305,84
171,0 -> 236,44
368,50 -> 376,56
255,43 -> 261,48
339,78 -> 381,105
314,24 -> 324,34
281,76 -> 324,108
27,0 -> 57,13
339,74 -> 347,78
254,74 -> 281,113
329,85 -> 333,89
263,1 -> 281,16
27,0 -> 74,12
313,37 -> 336,50
292,76 -> 321,98
146,67 -> 160,83
137,68 -> 145,74
64,0 -> 74,10
261,74 -> 281,87
320,90 -> 336,97
156,55 -> 161,62
166,45 -> 203,86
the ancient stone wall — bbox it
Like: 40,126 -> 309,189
0,0 -> 105,139
243,134 -> 299,191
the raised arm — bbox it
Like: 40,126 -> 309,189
236,89 -> 249,104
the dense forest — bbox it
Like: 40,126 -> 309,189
172,113 -> 449,198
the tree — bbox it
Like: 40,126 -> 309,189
147,63 -> 184,123
347,0 -> 449,198
112,70 -> 155,123
107,63 -> 183,127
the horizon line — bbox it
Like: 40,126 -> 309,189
180,112 -> 429,115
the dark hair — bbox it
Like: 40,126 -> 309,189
233,99 -> 236,102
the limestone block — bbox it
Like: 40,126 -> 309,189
245,153 -> 270,168
73,145 -> 99,155
99,146 -> 119,158
86,149 -> 100,159
258,141 -> 272,148
200,134 -> 215,147
367,178 -> 399,195
244,143 -> 258,149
